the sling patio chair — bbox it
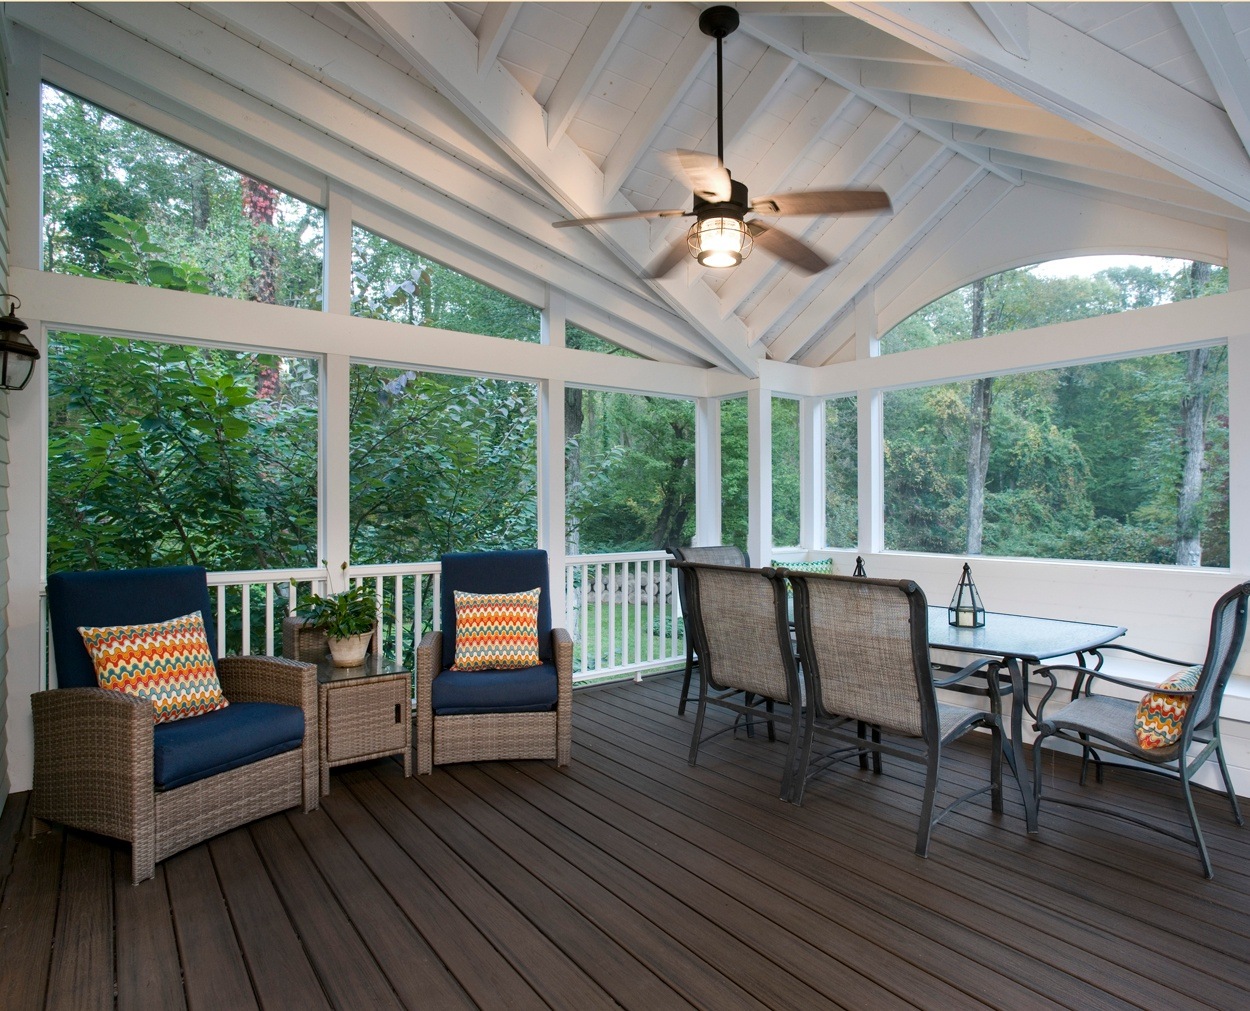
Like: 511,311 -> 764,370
668,544 -> 749,715
1031,581 -> 1250,878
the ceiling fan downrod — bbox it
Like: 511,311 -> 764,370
699,5 -> 739,167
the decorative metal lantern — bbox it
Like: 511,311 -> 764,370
948,562 -> 986,628
852,556 -> 867,578
0,294 -> 40,392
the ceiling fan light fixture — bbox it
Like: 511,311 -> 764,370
689,215 -> 752,268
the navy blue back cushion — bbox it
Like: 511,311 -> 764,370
440,550 -> 553,669
47,566 -> 216,689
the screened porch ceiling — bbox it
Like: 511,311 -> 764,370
15,2 -> 1250,377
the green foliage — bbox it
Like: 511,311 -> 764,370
720,397 -> 749,550
825,397 -> 858,547
772,397 -> 800,546
303,568 -> 377,638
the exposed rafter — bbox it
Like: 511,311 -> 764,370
836,1 -> 1250,214
475,2 -> 520,73
545,3 -> 638,148
352,1 -> 763,376
1174,3 -> 1250,163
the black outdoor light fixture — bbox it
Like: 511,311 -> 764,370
948,562 -> 986,628
0,293 -> 40,391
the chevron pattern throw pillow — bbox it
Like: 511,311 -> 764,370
451,588 -> 542,671
1134,664 -> 1202,750
78,610 -> 228,724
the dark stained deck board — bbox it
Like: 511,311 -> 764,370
2,672 -> 1249,1010
610,679 -> 1250,1005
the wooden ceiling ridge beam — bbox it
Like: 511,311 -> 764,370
835,1 -> 1250,214
739,15 -> 1020,186
13,3 -> 718,366
601,18 -> 713,198
1174,2 -> 1250,162
742,132 -> 944,340
545,3 -> 639,148
714,106 -> 903,311
351,1 -> 762,376
770,155 -> 985,364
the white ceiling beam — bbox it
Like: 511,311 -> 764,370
772,155 -> 985,364
957,129 -> 1189,187
14,3 -> 720,368
741,14 -> 1021,186
351,2 -> 761,376
476,3 -> 521,73
911,97 -> 1109,143
797,16 -> 941,64
715,106 -> 902,311
1174,2 -> 1250,162
545,3 -> 638,148
600,20 -> 712,198
969,2 -> 1030,61
860,63 -> 1030,107
990,152 -> 1250,222
836,2 -> 1250,213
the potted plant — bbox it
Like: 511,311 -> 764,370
303,563 -> 377,667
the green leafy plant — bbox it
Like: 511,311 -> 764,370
303,563 -> 376,639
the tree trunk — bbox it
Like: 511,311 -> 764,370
1175,262 -> 1212,566
966,278 -> 992,554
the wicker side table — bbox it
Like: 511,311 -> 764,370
317,655 -> 412,795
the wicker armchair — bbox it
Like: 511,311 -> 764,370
675,561 -> 802,801
786,570 -> 1011,856
415,550 -> 572,774
34,566 -> 318,884
1032,582 -> 1250,878
668,544 -> 749,715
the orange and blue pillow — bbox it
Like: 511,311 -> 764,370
1134,664 -> 1202,750
452,588 -> 541,671
78,610 -> 228,724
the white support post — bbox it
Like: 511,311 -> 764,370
747,385 -> 772,568
799,396 -> 825,554
321,354 -> 352,582
323,185 -> 354,316
695,396 -> 722,545
539,291 -> 567,618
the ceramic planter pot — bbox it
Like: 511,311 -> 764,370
326,629 -> 372,667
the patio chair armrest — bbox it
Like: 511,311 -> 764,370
552,627 -> 573,682
32,687 -> 154,837
415,630 -> 443,775
218,654 -> 316,710
931,655 -> 998,688
1096,642 -> 1197,669
933,656 -> 1004,716
552,627 -> 573,766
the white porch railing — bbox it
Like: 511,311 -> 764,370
199,551 -> 685,685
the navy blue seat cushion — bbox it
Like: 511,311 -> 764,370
152,701 -> 304,791
440,550 -> 553,669
432,663 -> 559,716
48,566 -> 217,689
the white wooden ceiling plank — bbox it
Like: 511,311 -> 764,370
18,3 -> 718,367
476,2 -> 520,72
350,1 -> 761,376
960,129 -> 1190,186
837,1 -> 1250,212
715,106 -> 902,311
600,21 -> 711,197
1174,3 -> 1250,162
545,3 -> 638,147
860,62 -> 1030,107
743,133 -> 944,342
771,155 -> 984,364
796,15 -> 942,64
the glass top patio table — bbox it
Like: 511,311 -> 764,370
925,606 -> 1126,833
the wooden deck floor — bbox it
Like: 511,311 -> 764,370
2,673 -> 1249,1009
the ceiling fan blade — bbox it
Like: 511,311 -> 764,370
552,207 -> 690,229
748,221 -> 831,275
751,188 -> 892,217
644,234 -> 693,279
662,149 -> 732,203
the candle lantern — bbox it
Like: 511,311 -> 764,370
948,562 -> 986,628
852,556 -> 867,578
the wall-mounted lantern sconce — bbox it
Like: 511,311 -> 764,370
0,293 -> 41,391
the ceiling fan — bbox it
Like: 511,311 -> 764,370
552,5 -> 892,278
